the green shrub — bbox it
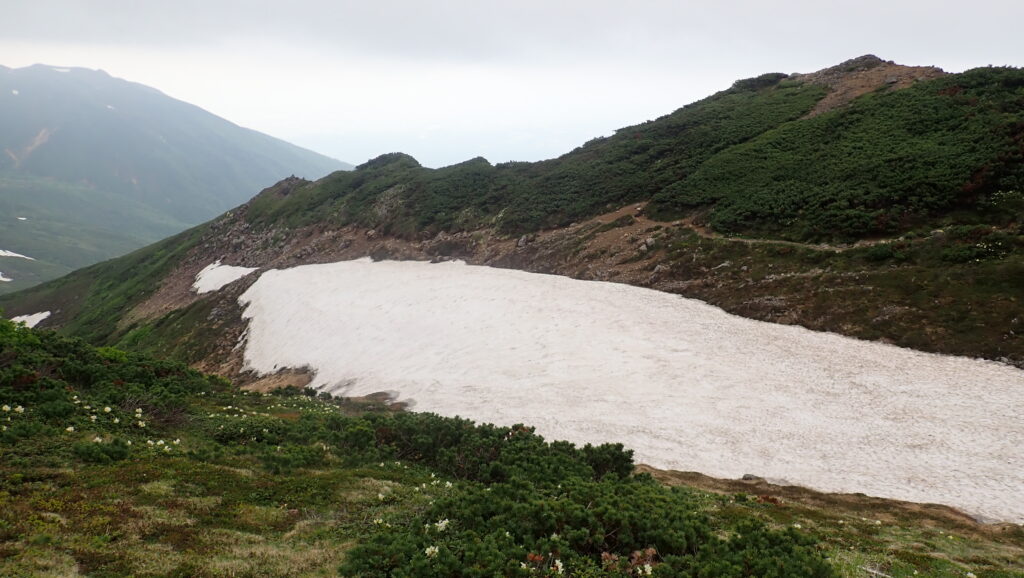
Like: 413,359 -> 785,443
72,439 -> 130,464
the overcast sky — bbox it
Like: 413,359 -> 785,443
3,0 -> 1021,168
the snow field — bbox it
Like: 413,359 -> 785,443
235,259 -> 1024,522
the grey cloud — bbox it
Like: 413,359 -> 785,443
7,0 -> 1018,69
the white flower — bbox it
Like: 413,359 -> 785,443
793,523 -> 802,529
93,436 -> 103,443
521,562 -> 529,569
1,405 -> 9,412
113,418 -> 120,424
377,492 -> 385,501
424,545 -> 439,558
137,421 -> 146,427
550,532 -> 560,541
147,440 -> 155,446
173,438 -> 180,445
445,481 -> 453,488
90,415 -> 97,422
135,408 -> 142,415
14,406 -> 23,414
156,440 -> 164,445
642,563 -> 653,575
103,406 -> 111,413
126,441 -> 132,446
2,425 -> 6,431
84,405 -> 91,410
65,426 -> 75,432
163,446 -> 171,452
434,519 -> 450,531
553,559 -> 564,575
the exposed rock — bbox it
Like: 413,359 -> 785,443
799,55 -> 946,117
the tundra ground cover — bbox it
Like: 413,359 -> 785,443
2,318 -> 1021,576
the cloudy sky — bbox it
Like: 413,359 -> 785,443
3,0 -> 1021,168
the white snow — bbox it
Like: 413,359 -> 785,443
0,272 -> 11,282
10,311 -> 50,328
193,261 -> 258,294
10,89 -> 18,96
238,259 -> 1024,523
16,217 -> 27,221
0,249 -> 34,260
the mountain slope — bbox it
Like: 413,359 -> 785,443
0,64 -> 351,293
1,56 -> 1021,369
5,318 -> 1020,576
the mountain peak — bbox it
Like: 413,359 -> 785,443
356,152 -> 422,171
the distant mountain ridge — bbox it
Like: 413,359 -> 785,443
0,64 -> 351,293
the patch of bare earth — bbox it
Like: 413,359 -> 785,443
795,54 -> 946,117
126,188 -> 1022,377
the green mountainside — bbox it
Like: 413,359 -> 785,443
1,55 -> 1023,576
2,55 -> 1020,368
243,64 -> 1022,243
0,64 -> 351,294
2,319 -> 1020,576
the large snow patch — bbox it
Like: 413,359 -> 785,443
193,261 -> 258,294
239,258 -> 1024,523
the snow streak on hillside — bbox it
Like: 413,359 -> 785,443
192,261 -> 258,294
0,249 -> 34,260
11,311 -> 50,328
237,258 -> 1024,523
